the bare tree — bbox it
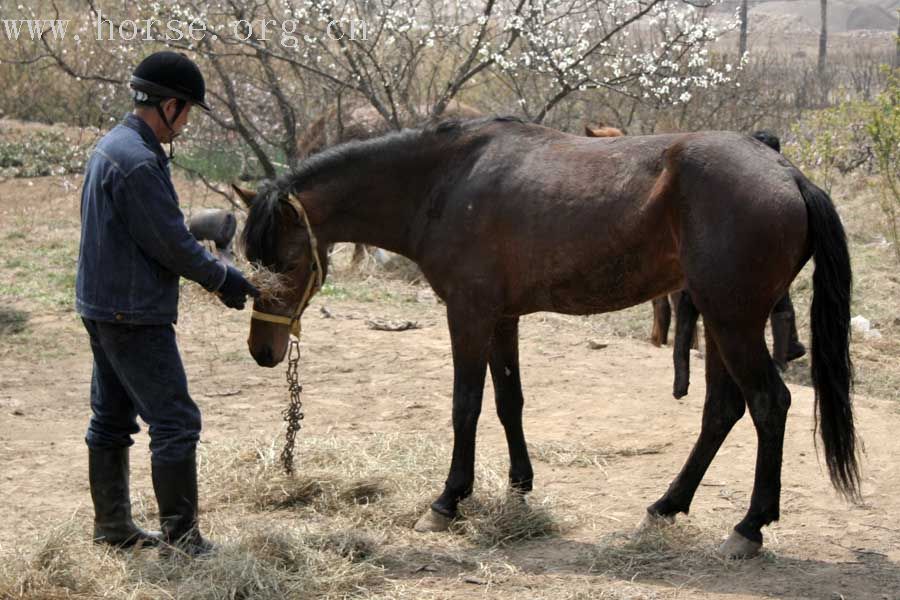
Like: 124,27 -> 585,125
738,0 -> 749,59
895,9 -> 899,69
8,0 -> 740,194
818,0 -> 827,76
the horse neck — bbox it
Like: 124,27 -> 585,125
305,156 -> 430,260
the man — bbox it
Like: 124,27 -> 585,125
75,51 -> 259,556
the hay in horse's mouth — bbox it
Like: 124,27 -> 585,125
245,263 -> 292,303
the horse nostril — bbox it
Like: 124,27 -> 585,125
251,344 -> 276,367
259,346 -> 273,365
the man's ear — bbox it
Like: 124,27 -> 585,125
161,97 -> 179,120
231,183 -> 256,208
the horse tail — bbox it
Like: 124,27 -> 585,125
795,171 -> 860,501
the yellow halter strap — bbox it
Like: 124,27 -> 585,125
250,194 -> 324,338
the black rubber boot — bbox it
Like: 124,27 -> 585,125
773,294 -> 806,366
89,447 -> 159,548
770,311 -> 793,371
786,318 -> 807,363
151,452 -> 215,558
771,309 -> 807,370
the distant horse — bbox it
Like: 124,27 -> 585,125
584,123 -> 625,138
237,116 -> 858,559
584,125 -> 807,397
298,100 -> 484,159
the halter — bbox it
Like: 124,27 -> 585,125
250,194 -> 324,338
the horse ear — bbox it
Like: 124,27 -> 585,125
231,183 -> 256,208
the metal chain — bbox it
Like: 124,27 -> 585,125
280,336 -> 304,476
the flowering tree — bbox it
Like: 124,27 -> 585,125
6,0 -> 739,186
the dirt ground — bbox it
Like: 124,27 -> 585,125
1,175 -> 899,599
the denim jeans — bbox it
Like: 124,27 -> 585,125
82,318 -> 201,465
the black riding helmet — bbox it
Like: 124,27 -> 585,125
130,52 -> 209,157
130,50 -> 210,112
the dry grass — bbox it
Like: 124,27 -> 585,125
531,441 -> 671,469
0,433 -> 575,599
453,493 -> 563,547
179,251 -> 292,308
0,519 -> 381,600
201,434 -> 565,542
587,519 -> 725,577
244,262 -> 293,303
0,512 -> 740,600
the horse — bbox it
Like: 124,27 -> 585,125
235,115 -> 858,559
297,100 -> 484,159
584,123 -> 626,138
584,125 -> 807,398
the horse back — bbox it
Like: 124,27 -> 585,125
419,125 -> 806,317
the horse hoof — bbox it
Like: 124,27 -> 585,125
635,511 -> 675,535
414,509 -> 454,533
717,530 -> 762,559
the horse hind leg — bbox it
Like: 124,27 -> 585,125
712,325 -> 791,558
646,325 -> 745,523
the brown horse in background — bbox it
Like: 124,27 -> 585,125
584,123 -> 626,138
584,124 -> 807,398
237,116 -> 858,559
297,100 -> 484,158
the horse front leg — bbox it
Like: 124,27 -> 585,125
414,306 -> 495,532
488,317 -> 534,495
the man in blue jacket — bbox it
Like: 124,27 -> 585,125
76,51 -> 258,556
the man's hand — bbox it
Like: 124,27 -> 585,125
217,265 -> 260,310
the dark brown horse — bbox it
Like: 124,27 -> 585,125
236,116 -> 858,559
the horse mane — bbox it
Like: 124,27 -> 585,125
240,179 -> 287,266
429,114 -> 524,136
296,106 -> 337,158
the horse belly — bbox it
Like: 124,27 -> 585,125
561,254 -> 681,314
509,242 -> 683,316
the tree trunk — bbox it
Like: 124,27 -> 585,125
894,8 -> 900,69
739,0 -> 749,58
818,0 -> 828,76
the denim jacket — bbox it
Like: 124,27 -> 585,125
75,113 -> 226,324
